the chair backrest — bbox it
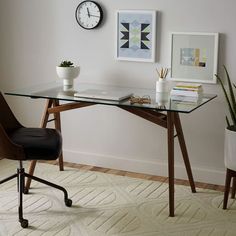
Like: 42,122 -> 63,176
0,92 -> 25,160
0,92 -> 22,132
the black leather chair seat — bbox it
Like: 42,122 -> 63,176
8,128 -> 62,160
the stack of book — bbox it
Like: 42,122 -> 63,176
170,83 -> 203,103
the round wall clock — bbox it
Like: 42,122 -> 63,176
75,1 -> 103,30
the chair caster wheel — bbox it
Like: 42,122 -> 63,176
65,199 -> 72,207
20,219 -> 28,228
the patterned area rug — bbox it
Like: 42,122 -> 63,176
0,159 -> 236,236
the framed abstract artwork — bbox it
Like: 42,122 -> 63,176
116,10 -> 156,62
170,32 -> 219,84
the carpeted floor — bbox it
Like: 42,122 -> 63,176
0,159 -> 235,236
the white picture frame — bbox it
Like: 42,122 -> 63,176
116,10 -> 156,63
170,32 -> 219,84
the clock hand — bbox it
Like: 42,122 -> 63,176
87,8 -> 90,17
90,14 -> 99,17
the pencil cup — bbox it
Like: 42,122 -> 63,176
156,92 -> 168,106
156,80 -> 169,93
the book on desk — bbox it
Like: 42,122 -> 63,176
170,83 -> 203,103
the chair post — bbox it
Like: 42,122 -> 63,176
17,161 -> 28,228
17,168 -> 19,193
18,167 -> 24,221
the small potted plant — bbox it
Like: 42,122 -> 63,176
56,60 -> 80,88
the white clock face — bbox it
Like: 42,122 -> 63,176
76,1 -> 103,29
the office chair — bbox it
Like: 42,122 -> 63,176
223,126 -> 236,209
0,92 -> 72,228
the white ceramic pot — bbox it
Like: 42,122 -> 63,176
224,126 -> 236,171
156,79 -> 169,93
56,66 -> 80,87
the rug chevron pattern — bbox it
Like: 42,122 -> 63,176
0,159 -> 236,236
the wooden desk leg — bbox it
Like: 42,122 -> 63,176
231,177 -> 236,199
167,112 -> 175,217
25,99 -> 53,193
53,100 -> 64,171
174,113 -> 196,193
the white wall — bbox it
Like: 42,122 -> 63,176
1,0 -> 235,185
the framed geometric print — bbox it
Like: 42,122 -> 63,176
116,10 -> 156,62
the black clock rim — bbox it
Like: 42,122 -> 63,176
75,0 -> 103,30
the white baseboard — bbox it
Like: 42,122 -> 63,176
63,149 -> 226,186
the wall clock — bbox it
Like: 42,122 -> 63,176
75,1 -> 103,30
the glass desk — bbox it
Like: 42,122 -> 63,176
5,81 -> 217,217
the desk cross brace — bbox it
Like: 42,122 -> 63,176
25,99 -> 196,218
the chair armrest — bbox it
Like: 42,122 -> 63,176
0,124 -> 25,160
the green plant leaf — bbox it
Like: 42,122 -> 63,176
215,74 -> 236,126
226,116 -> 230,127
223,65 -> 236,117
59,60 -> 74,67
